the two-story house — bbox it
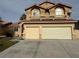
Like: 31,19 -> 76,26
17,1 -> 77,40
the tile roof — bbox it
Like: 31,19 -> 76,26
0,19 -> 12,25
20,20 -> 77,24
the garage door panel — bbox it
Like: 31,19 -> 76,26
42,27 -> 72,39
24,27 -> 39,39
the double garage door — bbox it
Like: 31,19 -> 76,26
24,26 -> 72,39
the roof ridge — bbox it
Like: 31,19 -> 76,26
39,1 -> 55,5
56,3 -> 72,8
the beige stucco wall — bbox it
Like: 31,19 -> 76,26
26,9 -> 31,20
39,3 -> 54,9
73,30 -> 79,39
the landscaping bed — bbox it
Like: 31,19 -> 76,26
0,37 -> 18,52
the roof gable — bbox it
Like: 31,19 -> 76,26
39,1 -> 55,5
39,1 -> 55,9
25,5 -> 45,11
49,3 -> 72,10
56,3 -> 72,8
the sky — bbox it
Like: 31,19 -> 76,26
0,0 -> 79,23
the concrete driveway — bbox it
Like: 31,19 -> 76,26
0,39 -> 79,58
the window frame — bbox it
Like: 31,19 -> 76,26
55,8 -> 64,17
32,9 -> 40,16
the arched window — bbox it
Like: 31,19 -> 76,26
32,9 -> 40,16
55,8 -> 64,16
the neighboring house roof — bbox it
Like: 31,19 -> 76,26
17,20 -> 23,24
4,22 -> 12,26
0,19 -> 4,22
0,19 -> 12,26
8,22 -> 19,29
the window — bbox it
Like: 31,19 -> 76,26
55,8 -> 63,16
32,9 -> 40,16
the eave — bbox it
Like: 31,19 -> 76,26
25,5 -> 46,11
21,20 -> 77,24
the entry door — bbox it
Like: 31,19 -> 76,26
42,26 -> 72,39
24,26 -> 40,39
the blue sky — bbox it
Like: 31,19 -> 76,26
0,0 -> 79,23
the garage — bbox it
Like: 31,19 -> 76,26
24,25 -> 72,40
42,26 -> 72,39
24,26 -> 40,39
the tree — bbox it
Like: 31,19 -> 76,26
20,14 -> 26,20
75,20 -> 79,29
0,17 -> 2,20
2,23 -> 14,37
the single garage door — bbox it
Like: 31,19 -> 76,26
24,26 -> 39,39
42,26 -> 72,39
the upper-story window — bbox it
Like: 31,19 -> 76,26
32,9 -> 40,16
55,8 -> 64,16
